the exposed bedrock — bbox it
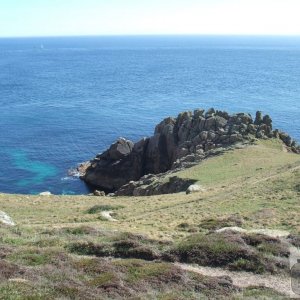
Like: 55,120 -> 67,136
79,108 -> 299,194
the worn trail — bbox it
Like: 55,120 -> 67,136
176,263 -> 291,296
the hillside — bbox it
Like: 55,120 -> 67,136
0,139 -> 300,299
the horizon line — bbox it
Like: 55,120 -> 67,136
1,33 -> 300,39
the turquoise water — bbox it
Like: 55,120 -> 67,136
0,36 -> 299,194
10,151 -> 57,188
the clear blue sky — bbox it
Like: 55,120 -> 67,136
1,0 -> 300,37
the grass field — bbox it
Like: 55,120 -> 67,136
0,139 -> 299,299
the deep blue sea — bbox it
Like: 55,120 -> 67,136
0,35 -> 299,195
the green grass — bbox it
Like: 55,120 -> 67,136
176,139 -> 299,187
235,286 -> 287,300
114,259 -> 173,282
86,205 -> 124,214
171,232 -> 280,274
88,272 -> 118,287
0,283 -> 50,300
7,248 -> 61,266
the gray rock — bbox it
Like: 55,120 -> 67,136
0,211 -> 16,226
204,117 -> 216,131
229,134 -> 243,143
279,132 -> 292,147
247,124 -> 257,134
205,108 -> 215,118
177,147 -> 189,159
106,138 -> 134,160
262,114 -> 272,128
215,110 -> 230,119
254,111 -> 263,125
215,116 -> 228,128
186,184 -> 205,194
93,190 -> 106,196
194,109 -> 205,118
200,131 -> 208,141
39,191 -> 52,196
207,131 -> 216,141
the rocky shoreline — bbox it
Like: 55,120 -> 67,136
78,108 -> 299,196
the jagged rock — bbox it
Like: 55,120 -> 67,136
254,111 -> 263,125
194,109 -> 205,118
229,134 -> 243,143
204,117 -> 216,131
177,147 -> 189,159
279,132 -> 293,147
215,110 -> 230,119
116,176 -> 197,196
79,108 -> 299,194
215,116 -> 228,128
101,137 -> 134,160
247,124 -> 257,134
262,114 -> 272,128
205,108 -> 215,118
186,184 -> 205,194
83,138 -> 147,192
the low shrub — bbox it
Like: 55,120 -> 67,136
242,234 -> 290,257
68,239 -> 160,261
240,286 -> 287,299
228,258 -> 266,274
167,232 -> 287,274
68,242 -> 112,257
199,215 -> 243,231
88,272 -> 120,288
288,234 -> 300,247
8,248 -> 64,266
171,233 -> 248,267
63,226 -> 97,235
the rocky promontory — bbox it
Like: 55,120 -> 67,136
79,108 -> 299,195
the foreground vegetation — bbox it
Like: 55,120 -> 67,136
0,139 -> 299,299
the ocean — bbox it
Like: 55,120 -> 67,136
0,35 -> 299,195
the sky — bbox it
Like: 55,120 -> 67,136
0,0 -> 300,37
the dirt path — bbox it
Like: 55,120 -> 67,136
216,227 -> 290,238
249,164 -> 300,186
176,263 -> 292,296
176,228 -> 300,298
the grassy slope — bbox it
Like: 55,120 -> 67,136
1,139 -> 299,239
0,139 -> 299,299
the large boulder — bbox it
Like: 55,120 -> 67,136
83,137 -> 148,191
186,184 -> 205,194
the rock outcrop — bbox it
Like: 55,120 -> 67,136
0,211 -> 15,226
115,175 -> 197,197
79,109 -> 300,195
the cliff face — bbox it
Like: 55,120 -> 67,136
80,108 -> 299,193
